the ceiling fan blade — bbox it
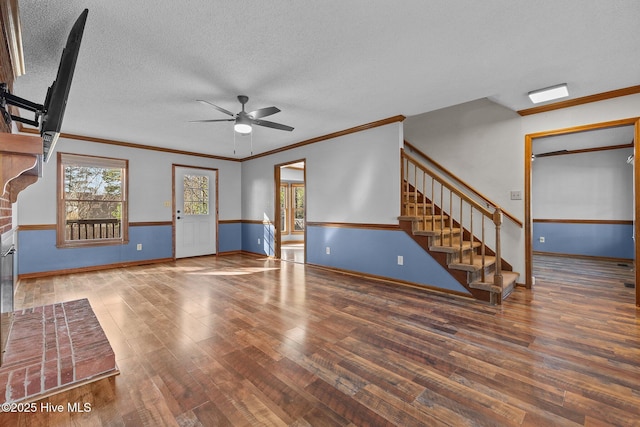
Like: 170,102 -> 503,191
197,100 -> 235,117
189,119 -> 235,123
253,119 -> 294,132
248,106 -> 280,119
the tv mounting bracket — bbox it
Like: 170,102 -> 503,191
0,82 -> 44,129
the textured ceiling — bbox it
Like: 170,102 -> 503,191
11,1 -> 640,159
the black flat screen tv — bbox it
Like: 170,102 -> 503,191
40,8 -> 88,162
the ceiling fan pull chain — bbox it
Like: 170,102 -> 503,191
233,130 -> 237,155
250,132 -> 253,155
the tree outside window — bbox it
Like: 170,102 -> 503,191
280,184 -> 288,234
57,153 -> 128,247
183,174 -> 209,215
292,184 -> 305,233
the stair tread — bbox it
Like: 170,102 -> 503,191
449,255 -> 496,272
430,241 -> 481,253
470,271 -> 519,287
403,201 -> 433,206
398,215 -> 448,221
414,228 -> 462,237
470,271 -> 520,298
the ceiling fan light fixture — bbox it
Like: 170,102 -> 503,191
528,83 -> 569,104
234,123 -> 252,134
234,115 -> 252,134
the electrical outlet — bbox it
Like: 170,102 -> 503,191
539,236 -> 545,243
397,255 -> 404,265
136,243 -> 142,251
258,238 -> 261,245
325,247 -> 331,255
164,201 -> 171,207
510,190 -> 522,200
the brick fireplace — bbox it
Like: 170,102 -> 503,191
0,298 -> 118,403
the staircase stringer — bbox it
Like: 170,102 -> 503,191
397,218 -> 492,301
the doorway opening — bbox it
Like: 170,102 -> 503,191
525,118 -> 639,306
275,160 -> 306,263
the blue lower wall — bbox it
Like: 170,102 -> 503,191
19,222 -> 244,275
533,222 -> 633,259
18,220 -> 469,296
241,222 -> 275,256
239,222 -> 468,294
18,225 -> 173,275
219,222 -> 242,253
305,225 -> 469,294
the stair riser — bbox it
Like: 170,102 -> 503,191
431,236 -> 466,247
403,207 -> 433,216
412,221 -> 452,232
468,266 -> 496,284
450,252 -> 493,264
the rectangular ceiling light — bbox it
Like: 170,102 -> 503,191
528,83 -> 569,104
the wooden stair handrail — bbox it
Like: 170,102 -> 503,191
404,141 -> 523,228
402,150 -> 493,218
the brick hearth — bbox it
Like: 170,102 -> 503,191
0,298 -> 118,403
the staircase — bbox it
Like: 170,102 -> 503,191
400,148 -> 519,304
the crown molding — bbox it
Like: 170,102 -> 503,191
18,125 -> 242,162
242,115 -> 406,161
517,85 -> 640,116
18,115 -> 406,163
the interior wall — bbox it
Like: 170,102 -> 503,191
16,136 -> 242,275
241,123 -> 403,224
533,149 -> 634,220
404,93 -> 640,279
280,167 -> 304,182
240,122 -> 469,294
241,123 -> 403,255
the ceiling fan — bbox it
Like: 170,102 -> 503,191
191,95 -> 294,134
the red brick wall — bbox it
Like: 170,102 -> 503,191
0,191 -> 11,235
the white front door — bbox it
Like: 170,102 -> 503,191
174,166 -> 217,258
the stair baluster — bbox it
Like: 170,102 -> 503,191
493,207 -> 504,293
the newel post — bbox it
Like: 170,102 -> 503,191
493,207 -> 503,289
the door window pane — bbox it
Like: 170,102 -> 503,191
184,174 -> 209,215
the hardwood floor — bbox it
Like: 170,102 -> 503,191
281,244 -> 305,264
1,253 -> 638,426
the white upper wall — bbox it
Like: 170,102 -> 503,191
404,98 -> 524,215
280,167 -> 304,182
17,137 -> 242,224
242,122 -> 403,224
532,148 -> 634,220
